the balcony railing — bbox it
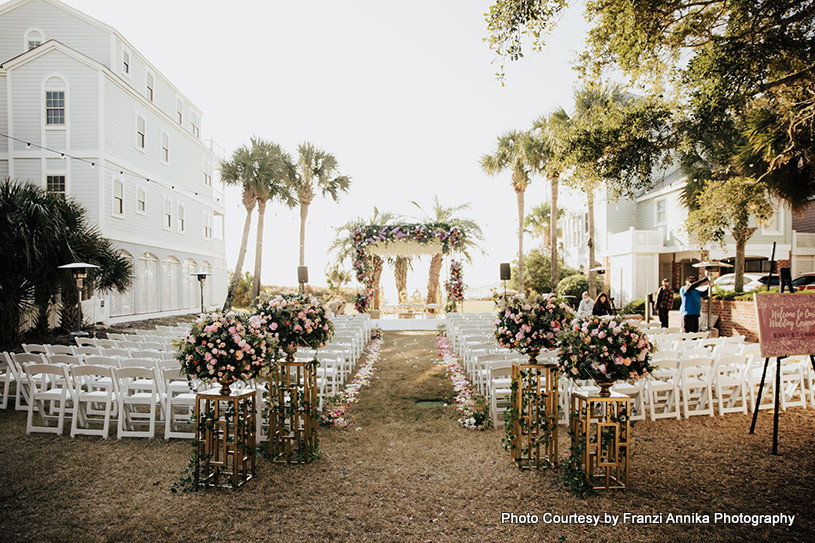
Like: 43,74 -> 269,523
606,227 -> 663,256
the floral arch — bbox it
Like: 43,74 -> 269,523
352,222 -> 465,313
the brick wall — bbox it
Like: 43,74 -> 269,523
705,299 -> 758,341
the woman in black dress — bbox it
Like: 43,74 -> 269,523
592,293 -> 612,316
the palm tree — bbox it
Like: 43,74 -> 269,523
558,83 -> 628,297
411,196 -> 484,309
250,139 -> 297,299
524,203 -> 564,251
481,130 -> 533,292
220,142 -> 261,310
291,142 -> 351,273
0,180 -> 132,346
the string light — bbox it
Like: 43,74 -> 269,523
0,131 -> 222,203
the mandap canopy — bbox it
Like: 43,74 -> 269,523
352,222 -> 465,313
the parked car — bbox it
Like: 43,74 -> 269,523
792,273 -> 815,291
713,273 -> 765,292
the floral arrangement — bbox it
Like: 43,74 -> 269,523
177,312 -> 275,391
320,334 -> 382,426
351,222 -> 463,312
252,293 -> 334,357
494,293 -> 573,356
557,316 -> 654,381
437,334 -> 490,430
444,260 -> 464,312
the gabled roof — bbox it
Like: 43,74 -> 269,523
0,0 -> 116,35
0,38 -> 99,70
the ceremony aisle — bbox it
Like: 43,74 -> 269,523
0,331 -> 814,542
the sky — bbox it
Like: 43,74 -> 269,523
68,0 -> 589,301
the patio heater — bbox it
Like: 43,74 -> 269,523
692,260 -> 733,332
58,262 -> 99,338
298,266 -> 309,295
192,272 -> 210,314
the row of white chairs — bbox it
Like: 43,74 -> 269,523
23,343 -> 176,361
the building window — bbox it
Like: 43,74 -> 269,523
146,72 -> 154,101
113,179 -> 124,216
203,171 -> 212,187
122,50 -> 130,75
191,111 -> 200,138
24,29 -> 43,50
176,98 -> 183,124
655,198 -> 666,225
762,200 -> 784,235
46,175 -> 65,197
45,91 -> 65,125
163,198 -> 172,230
161,132 -> 169,163
177,204 -> 185,232
136,116 -> 146,149
137,187 -> 146,214
203,213 -> 212,239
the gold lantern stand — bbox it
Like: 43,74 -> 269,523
569,390 -> 630,490
508,354 -> 560,469
194,388 -> 256,488
268,351 -> 319,463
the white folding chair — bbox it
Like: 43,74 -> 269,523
74,337 -> 97,348
679,357 -> 716,417
745,355 -> 776,412
646,358 -> 682,420
779,356 -> 807,410
163,368 -> 198,439
117,366 -> 161,438
95,339 -> 119,349
46,345 -> 75,356
9,352 -> 44,411
612,379 -> 647,421
488,361 -> 513,428
129,350 -> 162,360
72,346 -> 103,357
714,355 -> 748,415
117,341 -> 142,350
22,344 -> 49,355
69,365 -> 117,438
25,363 -> 71,434
0,353 -> 14,409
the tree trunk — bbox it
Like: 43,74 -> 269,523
427,253 -> 443,307
516,188 -> 525,294
733,227 -> 755,293
298,202 -> 309,267
372,256 -> 383,310
550,173 -> 560,293
252,198 -> 267,300
223,197 -> 255,311
587,188 -> 597,299
395,256 -> 408,294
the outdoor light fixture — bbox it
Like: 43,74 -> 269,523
693,260 -> 734,331
58,262 -> 99,338
192,272 -> 210,314
298,266 -> 309,294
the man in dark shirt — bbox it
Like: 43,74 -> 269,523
654,278 -> 673,328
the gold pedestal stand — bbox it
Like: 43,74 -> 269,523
509,361 -> 560,469
570,390 -> 630,490
195,389 -> 256,488
268,356 -> 319,463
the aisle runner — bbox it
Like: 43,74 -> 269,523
436,335 -> 489,430
320,336 -> 383,427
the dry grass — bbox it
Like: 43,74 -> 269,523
1,331 -> 814,542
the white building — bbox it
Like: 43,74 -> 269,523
0,0 -> 227,324
557,169 -> 815,306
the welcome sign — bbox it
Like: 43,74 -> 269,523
754,292 -> 815,358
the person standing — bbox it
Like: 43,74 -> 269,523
654,278 -> 674,328
679,276 -> 708,333
592,292 -> 612,316
577,291 -> 594,316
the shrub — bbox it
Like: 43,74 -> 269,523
510,249 -> 579,294
621,299 -> 646,316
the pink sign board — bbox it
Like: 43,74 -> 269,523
754,292 -> 815,358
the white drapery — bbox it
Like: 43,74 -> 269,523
366,239 -> 442,258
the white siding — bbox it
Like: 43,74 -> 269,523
0,0 -> 111,66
